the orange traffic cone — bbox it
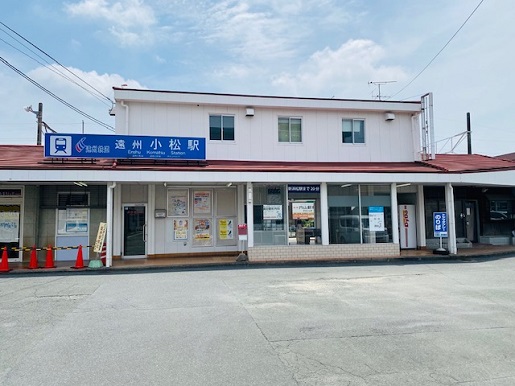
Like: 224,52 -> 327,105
0,247 -> 11,273
28,245 -> 39,269
44,245 -> 56,269
72,245 -> 86,269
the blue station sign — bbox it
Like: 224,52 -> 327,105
44,133 -> 206,160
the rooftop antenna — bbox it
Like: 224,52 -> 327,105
368,80 -> 397,101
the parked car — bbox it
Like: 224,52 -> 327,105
490,211 -> 508,221
337,215 -> 389,243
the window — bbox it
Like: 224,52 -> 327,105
209,115 -> 234,141
328,184 -> 391,244
342,119 -> 365,144
278,117 -> 302,143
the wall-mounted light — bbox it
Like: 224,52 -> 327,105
246,107 -> 254,117
341,184 -> 352,188
164,182 -> 167,187
396,183 -> 411,188
226,182 -> 233,187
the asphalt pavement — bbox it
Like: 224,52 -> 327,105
1,256 -> 514,385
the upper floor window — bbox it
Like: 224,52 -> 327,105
342,119 -> 365,144
210,115 -> 234,141
278,117 -> 302,143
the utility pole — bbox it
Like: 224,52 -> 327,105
466,112 -> 472,154
36,102 -> 43,146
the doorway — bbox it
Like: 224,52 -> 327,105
123,204 -> 147,258
455,200 -> 477,242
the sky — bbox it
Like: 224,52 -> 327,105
0,0 -> 513,156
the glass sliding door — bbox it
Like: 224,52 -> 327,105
123,204 -> 147,258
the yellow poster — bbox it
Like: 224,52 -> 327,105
218,219 -> 233,240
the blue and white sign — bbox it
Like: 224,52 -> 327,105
45,133 -> 206,160
369,206 -> 385,231
288,184 -> 320,193
433,212 -> 448,237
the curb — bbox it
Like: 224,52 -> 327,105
1,250 -> 514,277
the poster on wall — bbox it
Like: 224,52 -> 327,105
368,206 -> 385,231
193,191 -> 212,214
263,204 -> 283,220
167,189 -> 189,217
218,219 -> 234,240
292,202 -> 315,220
173,219 -> 189,240
0,211 -> 19,242
193,218 -> 212,246
59,208 -> 88,234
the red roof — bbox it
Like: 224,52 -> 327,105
421,154 -> 515,173
497,152 -> 515,161
0,145 -> 514,174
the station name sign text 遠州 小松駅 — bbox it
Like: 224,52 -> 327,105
44,133 -> 206,160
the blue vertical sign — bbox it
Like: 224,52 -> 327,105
433,212 -> 448,238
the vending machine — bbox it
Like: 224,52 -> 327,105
398,204 -> 417,249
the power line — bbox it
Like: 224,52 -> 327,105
0,35 -> 111,107
0,21 -> 114,106
390,0 -> 485,99
0,56 -> 114,131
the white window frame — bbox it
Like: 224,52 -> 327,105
209,114 -> 235,141
278,116 -> 302,143
342,118 -> 365,144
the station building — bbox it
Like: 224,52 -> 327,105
1,88 -> 515,266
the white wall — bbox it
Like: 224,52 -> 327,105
115,96 -> 421,163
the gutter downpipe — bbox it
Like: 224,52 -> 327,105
120,101 -> 129,134
106,182 -> 116,267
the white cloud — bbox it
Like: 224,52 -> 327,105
154,55 -> 166,64
271,39 -> 409,97
65,0 -> 156,28
201,1 -> 296,62
64,0 -> 160,46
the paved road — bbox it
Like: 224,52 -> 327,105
1,257 -> 515,385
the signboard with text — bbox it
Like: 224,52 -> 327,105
45,133 -> 206,160
368,206 -> 385,231
288,184 -> 320,193
433,212 -> 448,238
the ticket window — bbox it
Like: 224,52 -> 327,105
55,192 -> 90,261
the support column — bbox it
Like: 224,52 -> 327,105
246,182 -> 254,248
416,185 -> 426,248
147,184 -> 155,256
390,183 -> 399,245
320,182 -> 329,245
445,183 -> 458,254
113,183 -> 122,259
237,184 -> 245,226
106,182 -> 116,268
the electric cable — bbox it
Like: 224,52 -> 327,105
390,0 -> 485,99
0,35 -> 111,107
0,21 -> 114,105
0,56 -> 114,131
